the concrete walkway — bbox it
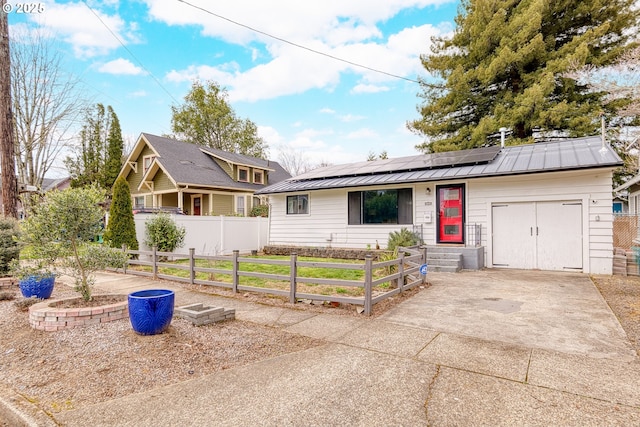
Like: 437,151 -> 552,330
7,270 -> 640,426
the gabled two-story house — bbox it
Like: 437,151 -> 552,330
117,133 -> 290,216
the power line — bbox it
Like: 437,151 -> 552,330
81,0 -> 180,105
176,0 -> 423,85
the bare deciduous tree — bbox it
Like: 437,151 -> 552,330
566,46 -> 640,185
566,46 -> 640,119
10,29 -> 86,192
277,146 -> 312,176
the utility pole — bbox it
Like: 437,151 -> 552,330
0,3 -> 18,218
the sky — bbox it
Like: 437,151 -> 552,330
6,0 -> 459,177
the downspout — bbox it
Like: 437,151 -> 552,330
267,202 -> 272,248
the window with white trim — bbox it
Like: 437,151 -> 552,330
348,188 -> 413,224
253,170 -> 264,184
237,195 -> 245,216
143,155 -> 155,174
287,195 -> 308,214
238,167 -> 249,182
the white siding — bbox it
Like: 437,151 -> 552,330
266,168 -> 615,274
268,187 -> 418,249
468,169 -> 614,274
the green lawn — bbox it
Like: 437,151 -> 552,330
129,255 -> 396,297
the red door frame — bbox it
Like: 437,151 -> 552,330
436,184 -> 465,244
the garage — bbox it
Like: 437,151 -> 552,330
491,201 -> 583,271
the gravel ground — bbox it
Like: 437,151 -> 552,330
0,285 -> 322,416
591,274 -> 640,357
0,278 -> 421,417
0,273 -> 637,417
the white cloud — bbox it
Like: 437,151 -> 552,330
257,125 -> 283,145
143,0 -> 447,46
352,84 -> 390,94
165,64 -> 235,84
26,1 -> 139,58
98,58 -> 144,75
319,108 -> 336,114
151,0 -> 451,101
339,114 -> 366,123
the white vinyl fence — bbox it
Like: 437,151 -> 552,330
134,214 -> 269,255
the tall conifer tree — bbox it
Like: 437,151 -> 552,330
66,104 -> 123,191
103,107 -> 124,191
104,177 -> 138,251
409,0 -> 640,152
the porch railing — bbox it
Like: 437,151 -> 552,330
465,223 -> 482,247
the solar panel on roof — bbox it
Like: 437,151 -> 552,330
294,145 -> 502,181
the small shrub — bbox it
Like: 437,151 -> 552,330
18,185 -> 128,302
0,291 -> 16,301
249,205 -> 269,217
378,249 -> 399,276
387,228 -> 420,252
144,212 -> 186,253
0,217 -> 20,277
14,297 -> 41,311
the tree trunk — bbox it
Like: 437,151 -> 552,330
0,6 -> 18,218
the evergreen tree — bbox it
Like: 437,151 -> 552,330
103,107 -> 124,190
104,177 -> 138,251
409,0 -> 640,152
65,104 -> 124,190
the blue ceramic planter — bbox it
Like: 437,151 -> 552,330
19,275 -> 55,299
128,289 -> 175,335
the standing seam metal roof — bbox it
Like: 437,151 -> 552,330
256,136 -> 622,195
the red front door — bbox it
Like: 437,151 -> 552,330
193,197 -> 201,216
437,185 -> 464,243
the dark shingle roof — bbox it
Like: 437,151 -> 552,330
256,136 -> 622,195
141,133 -> 290,190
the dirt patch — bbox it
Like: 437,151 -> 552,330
48,294 -> 127,308
591,274 -> 640,356
182,280 -> 424,318
0,279 -> 423,416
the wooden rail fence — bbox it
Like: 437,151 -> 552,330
117,246 -> 427,315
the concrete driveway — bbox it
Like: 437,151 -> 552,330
381,269 -> 636,360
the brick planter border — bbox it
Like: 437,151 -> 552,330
28,295 -> 129,332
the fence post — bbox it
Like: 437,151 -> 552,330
289,253 -> 297,304
121,244 -> 128,274
364,255 -> 372,316
398,251 -> 405,292
232,250 -> 239,293
189,248 -> 195,285
422,246 -> 428,285
152,246 -> 158,280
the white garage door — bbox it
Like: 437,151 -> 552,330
492,201 -> 582,271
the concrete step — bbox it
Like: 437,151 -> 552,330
428,265 -> 461,273
425,251 -> 462,272
424,246 -> 465,254
427,252 -> 463,260
426,258 -> 461,268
